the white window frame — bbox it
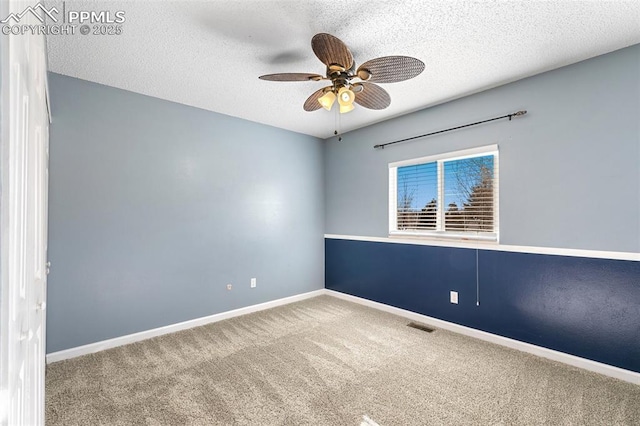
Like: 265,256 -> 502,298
389,144 -> 499,242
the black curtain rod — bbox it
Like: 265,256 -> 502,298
373,110 -> 527,149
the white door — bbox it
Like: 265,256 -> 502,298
27,28 -> 50,423
0,1 -> 50,424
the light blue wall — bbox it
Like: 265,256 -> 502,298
47,73 -> 324,353
325,44 -> 640,253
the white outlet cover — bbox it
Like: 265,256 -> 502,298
450,291 -> 458,304
227,284 -> 232,290
250,278 -> 256,288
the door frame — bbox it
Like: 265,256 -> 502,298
0,0 -> 51,423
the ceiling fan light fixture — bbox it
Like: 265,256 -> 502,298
339,103 -> 355,114
337,87 -> 355,106
337,87 -> 355,114
318,91 -> 336,111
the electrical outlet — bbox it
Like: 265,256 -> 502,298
227,284 -> 232,291
250,278 -> 257,288
450,291 -> 458,304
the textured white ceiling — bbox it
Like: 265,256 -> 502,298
46,0 -> 640,139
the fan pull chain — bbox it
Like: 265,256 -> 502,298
334,107 -> 342,141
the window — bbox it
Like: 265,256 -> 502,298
389,145 -> 498,241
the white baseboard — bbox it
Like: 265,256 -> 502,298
46,289 -> 325,364
325,290 -> 640,385
46,288 -> 640,385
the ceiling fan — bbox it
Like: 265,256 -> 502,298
259,33 -> 425,114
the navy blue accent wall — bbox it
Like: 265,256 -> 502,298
325,239 -> 640,372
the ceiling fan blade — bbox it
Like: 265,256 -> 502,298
357,56 -> 425,83
303,86 -> 331,111
259,73 -> 324,82
353,82 -> 391,110
311,33 -> 353,70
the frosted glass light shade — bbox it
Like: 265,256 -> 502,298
318,91 -> 336,111
337,87 -> 355,114
337,87 -> 355,106
339,103 -> 355,114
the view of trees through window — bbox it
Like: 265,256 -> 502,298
396,154 -> 495,234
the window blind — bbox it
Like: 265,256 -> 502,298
389,147 -> 499,240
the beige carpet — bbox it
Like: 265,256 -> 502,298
46,295 -> 640,425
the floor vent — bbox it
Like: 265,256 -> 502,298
407,322 -> 435,333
